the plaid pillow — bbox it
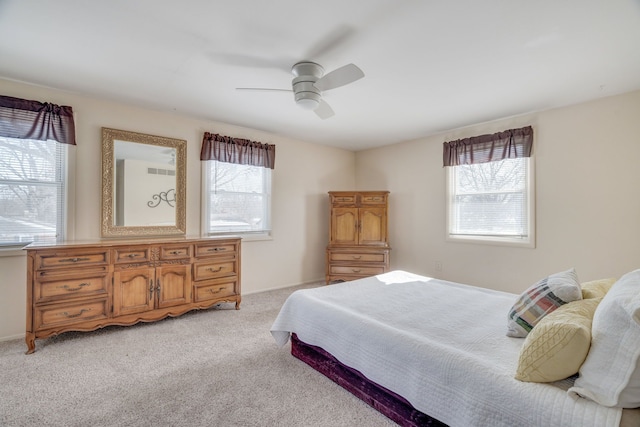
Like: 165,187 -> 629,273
507,268 -> 582,338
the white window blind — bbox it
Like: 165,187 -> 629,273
204,160 -> 271,236
448,157 -> 533,244
0,137 -> 67,245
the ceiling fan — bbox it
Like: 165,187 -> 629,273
237,61 -> 365,119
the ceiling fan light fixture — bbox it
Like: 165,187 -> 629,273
295,91 -> 321,110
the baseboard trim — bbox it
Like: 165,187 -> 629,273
0,333 -> 25,343
242,278 -> 324,295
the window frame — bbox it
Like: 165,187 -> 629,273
0,136 -> 74,253
445,156 -> 535,248
200,160 -> 273,241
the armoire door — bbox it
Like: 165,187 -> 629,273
330,207 -> 358,245
358,207 -> 387,246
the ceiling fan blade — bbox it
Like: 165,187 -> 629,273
208,52 -> 293,72
314,63 -> 364,92
314,99 -> 335,120
304,25 -> 356,59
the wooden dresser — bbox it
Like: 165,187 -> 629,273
25,236 -> 240,353
326,191 -> 390,284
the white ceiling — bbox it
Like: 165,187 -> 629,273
1,1 -> 639,151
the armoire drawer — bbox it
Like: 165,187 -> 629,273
329,252 -> 386,263
329,265 -> 386,275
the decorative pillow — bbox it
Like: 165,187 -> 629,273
515,297 -> 601,383
568,269 -> 640,408
581,278 -> 616,299
507,268 -> 582,338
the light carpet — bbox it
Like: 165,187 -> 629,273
0,283 -> 396,427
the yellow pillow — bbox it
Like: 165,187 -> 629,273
581,278 -> 616,299
515,298 -> 601,383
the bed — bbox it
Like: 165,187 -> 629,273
270,270 -> 640,427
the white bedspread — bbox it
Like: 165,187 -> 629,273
271,270 -> 623,427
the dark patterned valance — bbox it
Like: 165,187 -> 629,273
443,126 -> 532,167
200,132 -> 275,169
0,95 -> 76,145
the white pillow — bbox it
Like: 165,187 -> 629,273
507,268 -> 582,338
568,269 -> 640,408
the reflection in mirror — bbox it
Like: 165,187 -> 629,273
114,141 -> 177,226
101,128 -> 186,237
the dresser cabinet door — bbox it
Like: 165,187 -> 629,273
156,265 -> 191,309
113,268 -> 155,316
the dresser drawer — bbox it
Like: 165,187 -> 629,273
193,261 -> 236,281
35,272 -> 109,303
113,247 -> 150,264
194,242 -> 237,258
35,251 -> 109,270
194,279 -> 237,303
329,252 -> 385,263
34,299 -> 109,330
330,265 -> 386,275
160,244 -> 192,260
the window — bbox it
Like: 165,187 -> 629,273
0,136 -> 68,245
444,126 -> 534,246
447,157 -> 534,246
203,160 -> 271,237
200,132 -> 275,239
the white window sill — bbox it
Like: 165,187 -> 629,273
447,234 -> 535,248
0,246 -> 28,257
205,232 -> 273,242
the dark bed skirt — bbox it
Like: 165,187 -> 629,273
290,333 -> 448,427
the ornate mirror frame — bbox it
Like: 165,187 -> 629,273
101,127 -> 187,237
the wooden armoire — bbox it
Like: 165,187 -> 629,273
325,191 -> 390,284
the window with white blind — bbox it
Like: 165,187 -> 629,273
202,160 -> 271,237
447,156 -> 534,246
0,136 -> 68,246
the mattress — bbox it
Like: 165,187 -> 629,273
271,271 -> 637,427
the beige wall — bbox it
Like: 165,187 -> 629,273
0,78 -> 356,340
2,76 -> 639,341
356,90 -> 640,294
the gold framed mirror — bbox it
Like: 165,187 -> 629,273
101,127 -> 186,237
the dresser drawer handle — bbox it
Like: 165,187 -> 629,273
58,257 -> 90,263
169,250 -> 182,255
207,247 -> 226,252
126,254 -> 139,258
60,283 -> 90,292
352,269 -> 361,273
207,266 -> 223,273
209,287 -> 224,294
351,255 -> 362,259
61,308 -> 90,318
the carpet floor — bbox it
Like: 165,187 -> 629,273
0,282 -> 396,427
